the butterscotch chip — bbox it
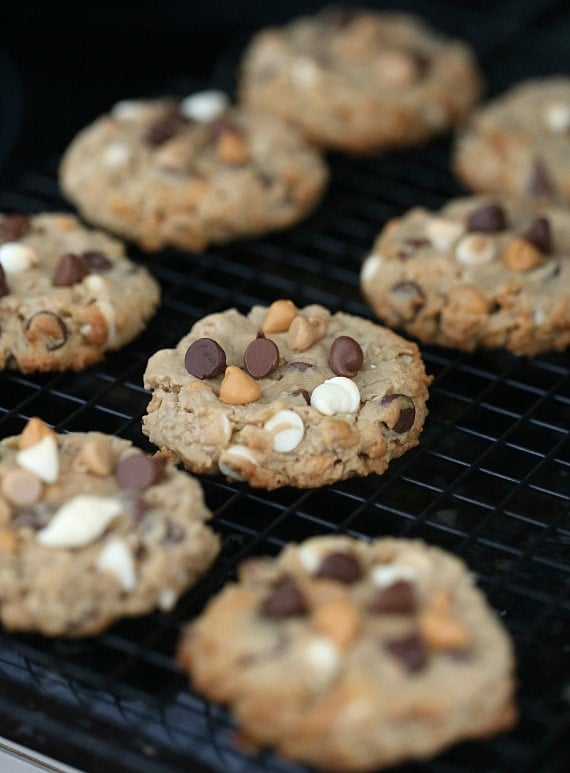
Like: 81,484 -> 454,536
503,238 -> 542,272
73,434 -> 116,476
216,131 -> 250,164
219,366 -> 262,405
19,417 -> 55,449
0,528 -> 19,554
179,536 -> 516,771
262,299 -> 298,333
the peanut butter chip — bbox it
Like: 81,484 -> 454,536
219,366 -> 261,404
312,599 -> 360,648
74,435 -> 115,476
1,468 -> 43,506
419,610 -> 472,651
287,316 -> 316,351
262,300 -> 297,333
216,130 -> 250,164
19,417 -> 55,449
503,238 -> 542,272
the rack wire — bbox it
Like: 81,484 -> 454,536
0,1 -> 569,771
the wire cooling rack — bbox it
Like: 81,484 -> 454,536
0,1 -> 569,771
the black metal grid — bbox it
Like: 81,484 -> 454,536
0,1 -> 569,771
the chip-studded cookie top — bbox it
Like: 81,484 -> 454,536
178,536 -> 516,771
143,303 -> 431,489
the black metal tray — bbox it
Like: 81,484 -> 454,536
0,1 -> 568,771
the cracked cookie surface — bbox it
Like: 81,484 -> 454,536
0,420 -> 220,636
178,536 -> 516,772
143,302 -> 431,489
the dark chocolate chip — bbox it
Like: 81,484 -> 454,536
522,216 -> 552,254
385,633 -> 426,672
0,215 -> 30,243
145,110 -> 190,146
12,507 -> 48,530
408,49 -> 431,78
291,388 -> 310,405
53,253 -> 90,287
466,203 -> 506,233
380,394 -> 416,434
244,334 -> 279,379
129,497 -> 146,524
0,265 -> 9,298
329,336 -> 363,378
389,281 -> 425,320
184,338 -> 227,379
25,311 -> 68,351
117,453 -> 164,490
287,361 -> 314,372
371,581 -> 416,614
261,578 -> 308,619
316,552 -> 361,584
526,159 -> 555,197
81,250 -> 113,272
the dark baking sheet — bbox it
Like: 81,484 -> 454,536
0,1 -> 569,771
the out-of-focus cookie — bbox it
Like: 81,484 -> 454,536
142,302 -> 431,489
0,212 -> 160,372
178,535 -> 517,772
454,78 -> 570,204
239,8 -> 483,153
59,92 -> 328,251
361,196 -> 570,355
0,419 -> 220,636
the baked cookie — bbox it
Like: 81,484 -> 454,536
454,78 -> 570,204
239,8 -> 483,153
178,536 -> 517,772
59,91 -> 328,251
361,196 -> 570,356
0,212 -> 160,372
142,301 -> 431,490
0,418 -> 220,636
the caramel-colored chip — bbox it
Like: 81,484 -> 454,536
219,366 -> 262,404
0,528 -> 19,554
262,300 -> 298,334
73,434 -> 116,476
419,609 -> 472,651
503,237 -> 542,272
312,598 -> 361,648
445,285 -> 489,315
216,131 -> 250,164
19,417 -> 56,449
1,468 -> 43,506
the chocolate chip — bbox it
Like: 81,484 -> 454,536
0,265 -> 9,298
162,520 -> 186,544
25,311 -> 68,351
81,250 -> 113,272
291,388 -> 310,405
287,361 -> 314,372
389,281 -> 425,320
53,253 -> 90,287
526,159 -> 555,197
385,633 -> 426,672
380,394 -> 416,433
329,336 -> 363,378
145,109 -> 190,146
316,552 -> 361,584
117,453 -> 164,490
522,216 -> 552,254
408,49 -> 431,78
371,581 -> 416,614
184,338 -> 226,379
12,507 -> 48,530
209,117 -> 240,141
466,204 -> 506,233
0,215 -> 30,243
244,334 -> 279,379
129,497 -> 146,524
261,578 -> 307,619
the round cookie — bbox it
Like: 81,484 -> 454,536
239,8 -> 483,153
178,536 -> 517,772
453,78 -> 570,204
59,91 -> 329,252
142,302 -> 431,490
361,196 -> 570,356
0,419 -> 220,636
0,212 -> 160,372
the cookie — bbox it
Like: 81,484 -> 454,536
178,535 -> 517,772
59,91 -> 328,252
142,301 -> 431,490
453,78 -> 570,204
0,418 -> 220,636
239,8 -> 483,153
0,212 -> 160,372
361,196 -> 570,356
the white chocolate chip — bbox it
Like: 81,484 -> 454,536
158,588 -> 178,611
302,637 -> 341,686
0,242 -> 39,274
37,495 -> 123,548
534,305 -> 546,326
544,102 -> 570,133
425,218 -> 465,251
360,254 -> 383,282
264,410 -> 304,453
103,142 -> 131,167
292,58 -> 320,84
111,99 -> 150,121
218,445 -> 257,481
84,274 -> 108,295
179,90 -> 229,122
297,543 -> 321,573
455,234 -> 496,266
371,564 -> 417,588
16,435 -> 59,484
220,414 -> 232,445
310,377 -> 361,416
96,537 -> 137,591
